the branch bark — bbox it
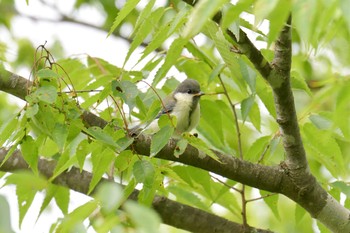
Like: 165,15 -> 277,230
0,148 -> 273,233
1,68 -> 350,232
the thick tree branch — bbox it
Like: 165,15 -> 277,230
0,148 -> 273,233
2,69 -> 350,233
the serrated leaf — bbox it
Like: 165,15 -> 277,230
167,185 -> 208,210
182,0 -> 229,39
139,8 -> 189,64
241,95 -> 255,122
124,201 -> 161,233
108,0 -> 141,36
266,0 -> 291,45
0,115 -> 19,146
150,125 -> 174,157
17,185 -> 36,227
239,60 -> 256,93
133,160 -> 155,188
153,37 -> 187,85
89,147 -> 115,194
204,22 -> 245,90
260,190 -> 280,220
56,201 -> 98,233
183,133 -> 220,162
302,123 -> 346,177
20,136 -> 39,175
124,7 -> 165,66
245,135 -> 271,162
54,186 -> 70,215
249,101 -> 261,131
208,63 -> 226,84
291,70 -> 312,95
6,172 -> 47,227
85,126 -> 120,150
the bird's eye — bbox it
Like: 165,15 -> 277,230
187,89 -> 192,94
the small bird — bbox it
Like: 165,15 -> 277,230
131,79 -> 204,138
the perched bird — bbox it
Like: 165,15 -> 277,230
131,79 -> 204,138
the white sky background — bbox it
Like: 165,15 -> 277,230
0,1 -> 273,233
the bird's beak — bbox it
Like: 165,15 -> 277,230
194,91 -> 205,97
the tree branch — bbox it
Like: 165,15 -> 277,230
0,148 -> 273,233
3,69 -> 350,233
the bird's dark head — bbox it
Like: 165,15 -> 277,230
175,79 -> 204,97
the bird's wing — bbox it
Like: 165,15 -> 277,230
156,95 -> 176,118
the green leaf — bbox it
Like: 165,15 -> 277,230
291,70 -> 312,95
249,101 -> 261,131
75,139 -> 89,171
339,0 -> 350,32
139,8 -> 189,64
309,114 -> 332,130
123,201 -> 161,233
266,0 -> 291,45
239,60 -> 256,93
331,181 -> 350,197
6,172 -> 47,226
52,123 -> 69,151
95,182 -> 123,213
20,136 -> 39,175
0,115 -> 19,146
124,7 -> 165,66
26,103 -> 39,118
57,201 -> 98,233
153,37 -> 187,85
245,135 -> 271,162
295,204 -> 307,224
260,190 -> 280,220
89,147 -> 115,194
35,86 -> 57,104
0,195 -> 15,233
182,0 -> 229,39
115,150 -> 135,173
302,123 -> 346,177
204,22 -> 245,90
174,138 -> 188,158
208,63 -> 226,84
53,186 -> 70,215
293,0 -> 317,45
167,185 -> 208,210
133,160 -> 155,188
183,133 -> 220,162
241,95 -> 255,122
36,68 -> 60,79
112,80 -> 139,109
85,126 -> 120,150
150,125 -> 174,157
108,0 -> 141,36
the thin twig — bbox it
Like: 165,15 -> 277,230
246,193 -> 277,203
211,175 -> 242,193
